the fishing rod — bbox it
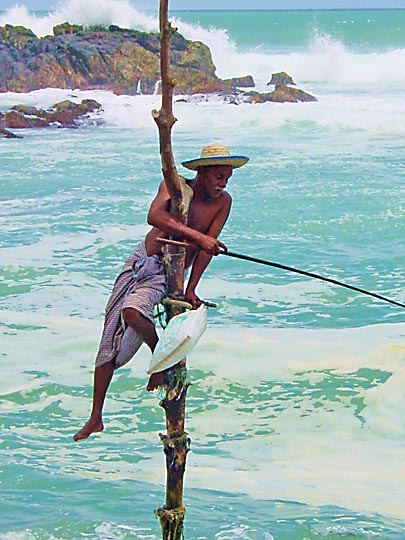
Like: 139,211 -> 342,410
223,250 -> 405,309
156,237 -> 405,310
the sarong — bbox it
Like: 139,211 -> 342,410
95,241 -> 167,369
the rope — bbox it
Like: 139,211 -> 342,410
154,302 -> 167,329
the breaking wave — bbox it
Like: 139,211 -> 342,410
1,0 -> 405,88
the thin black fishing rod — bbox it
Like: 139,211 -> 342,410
155,237 -> 404,309
222,250 -> 405,309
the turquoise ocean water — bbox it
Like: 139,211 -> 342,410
0,3 -> 404,539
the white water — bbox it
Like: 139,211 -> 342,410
1,304 -> 405,519
2,87 -> 405,141
0,0 -> 158,35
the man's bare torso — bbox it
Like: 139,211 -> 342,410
145,191 -> 228,267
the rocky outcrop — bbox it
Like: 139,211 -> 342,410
1,99 -> 102,137
0,23 -> 239,95
0,128 -> 21,138
212,72 -> 316,104
0,112 -> 22,138
5,109 -> 49,128
246,87 -> 317,103
0,23 -> 317,139
267,71 -> 295,87
223,75 -> 255,89
0,24 -> 317,105
53,22 -> 83,36
263,71 -> 317,102
175,71 -> 316,105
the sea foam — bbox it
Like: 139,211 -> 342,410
202,32 -> 405,89
2,303 -> 404,519
2,86 -> 405,143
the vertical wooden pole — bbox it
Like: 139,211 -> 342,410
152,1 -> 193,538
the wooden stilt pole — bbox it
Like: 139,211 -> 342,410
152,1 -> 193,538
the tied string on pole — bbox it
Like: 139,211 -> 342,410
155,237 -> 405,310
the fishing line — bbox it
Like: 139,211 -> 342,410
156,237 -> 405,309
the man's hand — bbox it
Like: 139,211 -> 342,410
195,233 -> 227,255
184,290 -> 203,309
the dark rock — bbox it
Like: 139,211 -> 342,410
0,127 -> 21,138
5,110 -> 48,128
0,23 -> 227,95
2,99 -> 102,131
80,98 -> 103,112
223,75 -> 255,89
52,99 -> 77,111
53,23 -> 83,36
267,86 -> 316,102
43,99 -> 102,126
267,71 -> 295,87
108,24 -> 123,33
0,24 -> 36,49
11,104 -> 38,115
171,32 -> 189,52
51,98 -> 101,115
0,112 -> 20,137
91,25 -> 109,33
43,109 -> 77,127
228,97 -> 239,105
246,86 -> 316,103
250,71 -> 317,102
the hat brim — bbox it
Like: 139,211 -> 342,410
181,155 -> 249,171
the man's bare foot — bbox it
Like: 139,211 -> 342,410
73,418 -> 104,441
147,361 -> 187,391
147,370 -> 169,391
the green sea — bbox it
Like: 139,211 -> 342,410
0,3 -> 404,540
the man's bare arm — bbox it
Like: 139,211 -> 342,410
185,196 -> 232,307
147,181 -> 226,255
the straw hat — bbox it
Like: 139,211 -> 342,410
181,143 -> 249,171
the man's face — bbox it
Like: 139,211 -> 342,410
200,165 -> 233,199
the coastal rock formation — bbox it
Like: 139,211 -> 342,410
246,87 -> 317,103
0,24 -> 316,105
263,71 -> 317,102
0,24 -> 317,139
214,72 -> 316,104
268,71 -> 296,87
0,22 -> 239,95
223,75 -> 255,89
174,72 -> 316,105
0,115 -> 22,138
1,99 -> 102,137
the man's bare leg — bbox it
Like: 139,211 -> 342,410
73,359 -> 114,441
121,308 -> 166,391
73,308 -> 164,441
